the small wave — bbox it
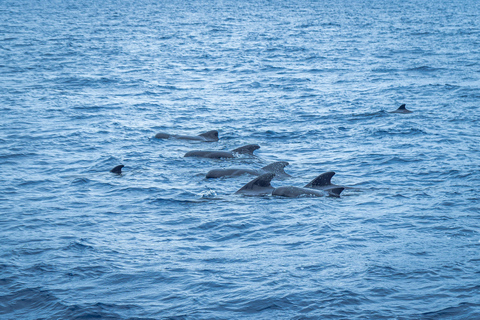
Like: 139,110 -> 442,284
372,128 -> 427,136
199,189 -> 220,199
66,265 -> 112,280
25,262 -> 57,273
209,27 -> 228,33
365,265 -> 405,279
64,240 -> 95,252
0,152 -> 38,159
348,111 -> 387,121
418,302 -> 480,320
295,23 -> 315,29
380,156 -> 422,165
407,66 -> 441,72
260,65 -> 286,72
149,196 -> 203,205
53,75 -> 120,88
0,287 -> 66,319
53,302 -> 148,320
70,178 -> 92,185
371,67 -> 400,73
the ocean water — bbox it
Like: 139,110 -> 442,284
1,0 -> 480,319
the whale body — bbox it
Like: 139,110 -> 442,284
272,186 -> 344,198
235,172 -> 345,198
155,130 -> 219,142
206,161 -> 290,179
207,168 -> 258,178
185,144 -> 260,159
235,173 -> 275,196
389,104 -> 412,114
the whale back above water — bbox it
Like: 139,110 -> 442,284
206,168 -> 258,178
328,187 -> 345,197
197,130 -> 219,141
236,172 -> 345,198
155,130 -> 219,141
154,133 -> 171,139
272,171 -> 344,198
205,161 -> 290,179
185,144 -> 260,159
389,104 -> 412,114
272,186 -> 344,198
235,173 -> 275,195
184,150 -> 235,158
260,161 -> 290,178
231,144 -> 260,155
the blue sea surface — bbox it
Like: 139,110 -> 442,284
1,0 -> 480,319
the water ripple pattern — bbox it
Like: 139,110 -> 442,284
1,0 -> 480,319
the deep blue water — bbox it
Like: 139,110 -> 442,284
1,0 -> 480,319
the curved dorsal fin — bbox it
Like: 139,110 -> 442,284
304,172 -> 335,188
397,104 -> 406,110
110,165 -> 124,174
328,187 -> 344,197
236,173 -> 274,193
261,161 -> 289,174
232,144 -> 260,155
198,130 -> 219,141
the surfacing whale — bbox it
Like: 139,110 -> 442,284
272,186 -> 344,198
235,173 -> 276,196
303,171 -> 351,191
389,104 -> 412,114
206,161 -> 290,179
235,172 -> 345,198
110,165 -> 124,174
184,144 -> 260,159
155,130 -> 219,142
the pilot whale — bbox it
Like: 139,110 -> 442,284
235,173 -> 276,196
304,171 -> 351,191
206,161 -> 290,179
155,130 -> 219,142
184,144 -> 260,159
235,172 -> 345,198
389,104 -> 412,114
272,186 -> 344,198
110,165 -> 124,174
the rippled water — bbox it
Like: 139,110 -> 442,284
1,0 -> 480,319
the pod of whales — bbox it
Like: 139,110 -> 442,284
389,104 -> 412,114
155,130 -> 219,142
113,120 -> 367,200
184,144 -> 260,159
206,161 -> 290,179
236,172 -> 345,198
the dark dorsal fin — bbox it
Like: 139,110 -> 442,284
261,161 -> 289,175
198,130 -> 219,141
304,172 -> 335,188
236,173 -> 274,192
110,165 -> 124,174
328,187 -> 344,197
232,144 -> 260,155
397,104 -> 406,110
